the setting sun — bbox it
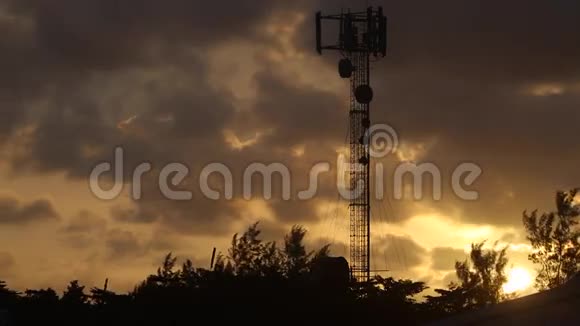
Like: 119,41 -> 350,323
503,267 -> 533,294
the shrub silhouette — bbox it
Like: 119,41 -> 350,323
0,222 -> 522,325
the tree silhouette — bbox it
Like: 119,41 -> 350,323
223,222 -> 331,280
284,225 -> 331,279
23,288 -> 59,306
523,189 -> 580,290
61,280 -> 88,306
0,223 -> 525,324
227,222 -> 283,277
180,259 -> 200,288
0,280 -> 18,308
284,225 -> 310,277
426,241 -> 510,314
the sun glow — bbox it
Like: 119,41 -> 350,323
503,267 -> 533,294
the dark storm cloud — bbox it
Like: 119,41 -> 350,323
0,0 -> 345,237
0,196 -> 59,225
5,0 -> 306,69
60,234 -> 95,250
111,205 -> 157,224
302,0 -> 580,166
253,70 -> 345,147
104,226 -> 196,260
304,0 -> 580,82
370,74 -> 580,158
147,231 -> 188,253
318,0 -> 580,166
0,0 -> 578,238
105,168 -> 243,236
61,210 -> 107,233
0,97 -> 29,141
59,208 -> 191,256
105,229 -> 144,259
267,200 -> 321,224
136,198 -> 239,236
8,56 -> 237,180
301,0 -> 580,227
59,211 -> 108,249
0,0 -> 304,146
16,98 -> 114,176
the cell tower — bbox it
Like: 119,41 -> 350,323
316,7 -> 387,282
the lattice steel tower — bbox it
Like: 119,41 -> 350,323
316,7 -> 387,282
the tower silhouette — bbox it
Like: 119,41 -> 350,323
316,7 -> 387,282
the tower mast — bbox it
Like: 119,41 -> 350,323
316,7 -> 387,282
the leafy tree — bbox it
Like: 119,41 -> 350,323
23,288 -> 59,306
0,281 -> 12,293
90,279 -> 128,307
154,252 -> 180,287
180,259 -> 200,288
426,284 -> 470,315
132,252 -> 186,306
311,243 -> 331,263
283,225 -> 330,279
61,280 -> 88,306
426,241 -> 510,314
349,276 -> 428,324
370,276 -> 427,304
212,252 -> 233,274
225,222 -> 332,279
523,189 -> 580,290
0,280 -> 18,307
284,225 -> 310,277
227,222 -> 283,277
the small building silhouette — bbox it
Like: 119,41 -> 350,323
310,256 -> 350,290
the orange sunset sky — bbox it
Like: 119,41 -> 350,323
0,0 -> 579,297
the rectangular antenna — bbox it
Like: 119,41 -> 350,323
367,7 -> 376,56
378,7 -> 387,56
316,11 -> 322,54
342,14 -> 355,51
